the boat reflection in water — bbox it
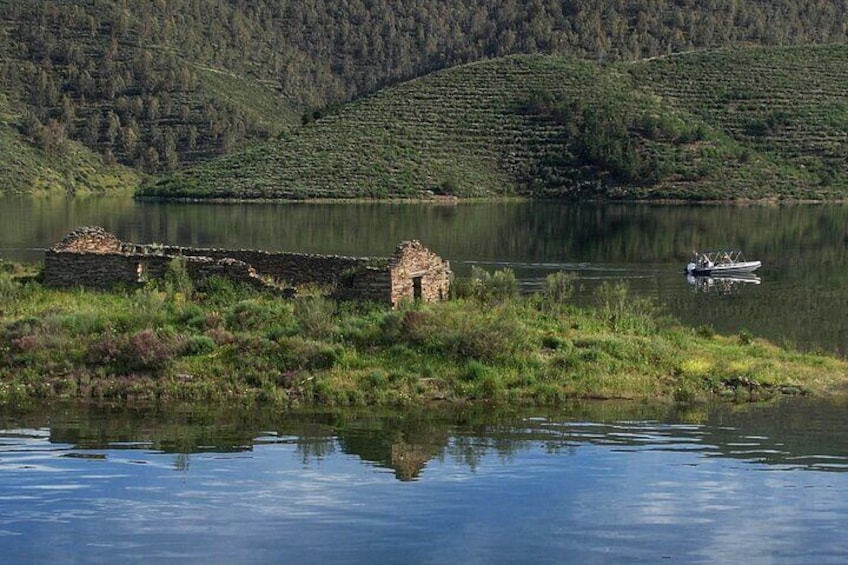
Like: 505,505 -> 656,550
687,272 -> 761,294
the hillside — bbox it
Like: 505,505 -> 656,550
141,45 -> 848,201
3,0 -> 848,191
0,0 -> 299,187
0,93 -> 139,195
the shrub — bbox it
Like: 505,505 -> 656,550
206,326 -> 236,346
479,373 -> 505,400
185,335 -> 216,356
595,281 -> 661,334
127,329 -> 183,372
132,288 -> 167,325
198,275 -> 239,305
290,339 -> 339,371
400,302 -> 530,364
165,257 -> 194,301
462,360 -> 490,382
227,299 -> 283,332
541,334 -> 567,350
696,325 -> 715,338
0,271 -> 20,306
539,271 -> 577,310
738,329 -> 754,345
88,328 -> 183,374
454,267 -> 520,303
294,296 -> 337,339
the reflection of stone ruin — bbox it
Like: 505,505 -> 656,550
390,439 -> 431,481
44,227 -> 451,307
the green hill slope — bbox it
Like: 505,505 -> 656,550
142,45 -> 848,201
0,1 -> 299,182
0,93 -> 139,195
4,0 -> 848,184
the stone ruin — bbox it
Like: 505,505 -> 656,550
44,227 -> 451,307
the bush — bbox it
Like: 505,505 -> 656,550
88,328 -> 183,374
226,299 -> 286,332
540,271 -> 577,310
185,335 -> 216,356
738,329 -> 754,345
294,296 -> 337,339
400,302 -> 530,364
165,257 -> 194,301
595,281 -> 661,334
198,275 -> 240,305
128,329 -> 179,371
454,267 -> 520,303
0,270 -> 28,308
696,325 -> 715,338
132,288 -> 168,325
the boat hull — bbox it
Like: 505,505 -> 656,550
688,260 -> 761,276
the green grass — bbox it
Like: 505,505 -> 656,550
141,45 -> 848,202
2,265 -> 847,407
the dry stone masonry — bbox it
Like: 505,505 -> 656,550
44,227 -> 451,308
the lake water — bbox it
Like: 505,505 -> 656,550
1,197 -> 846,355
1,400 -> 847,564
2,197 -> 848,563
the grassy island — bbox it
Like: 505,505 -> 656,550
2,261 -> 847,407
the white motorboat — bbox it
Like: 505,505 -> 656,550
686,250 -> 761,276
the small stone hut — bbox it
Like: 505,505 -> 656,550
44,227 -> 451,307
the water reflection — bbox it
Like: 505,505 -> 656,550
3,399 -> 847,479
1,197 -> 847,354
1,401 -> 848,563
687,273 -> 761,294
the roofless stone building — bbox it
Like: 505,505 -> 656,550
44,227 -> 451,308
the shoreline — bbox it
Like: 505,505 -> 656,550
2,265 -> 847,408
130,193 -> 848,206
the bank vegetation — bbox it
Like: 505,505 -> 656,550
2,260 -> 846,408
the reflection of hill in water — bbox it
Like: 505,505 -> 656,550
3,199 -> 847,354
4,400 -> 847,479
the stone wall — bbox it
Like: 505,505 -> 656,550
389,240 -> 452,307
334,266 -> 393,303
159,246 -> 370,287
52,226 -> 123,253
44,250 -> 141,288
43,227 -> 451,307
43,250 -> 268,292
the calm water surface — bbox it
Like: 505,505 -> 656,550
1,401 -> 847,564
2,197 -> 848,561
1,197 -> 846,354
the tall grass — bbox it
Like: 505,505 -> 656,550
1,263 -> 846,406
594,281 -> 662,334
0,271 -> 19,308
452,266 -> 519,303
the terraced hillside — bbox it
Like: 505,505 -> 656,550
0,93 -> 139,196
0,1 -> 299,185
142,46 -> 848,201
629,44 -> 848,199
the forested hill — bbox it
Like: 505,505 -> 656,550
143,46 -> 848,202
2,1 -> 848,193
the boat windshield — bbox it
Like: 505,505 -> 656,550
692,250 -> 746,265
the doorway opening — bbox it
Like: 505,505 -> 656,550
412,276 -> 423,300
